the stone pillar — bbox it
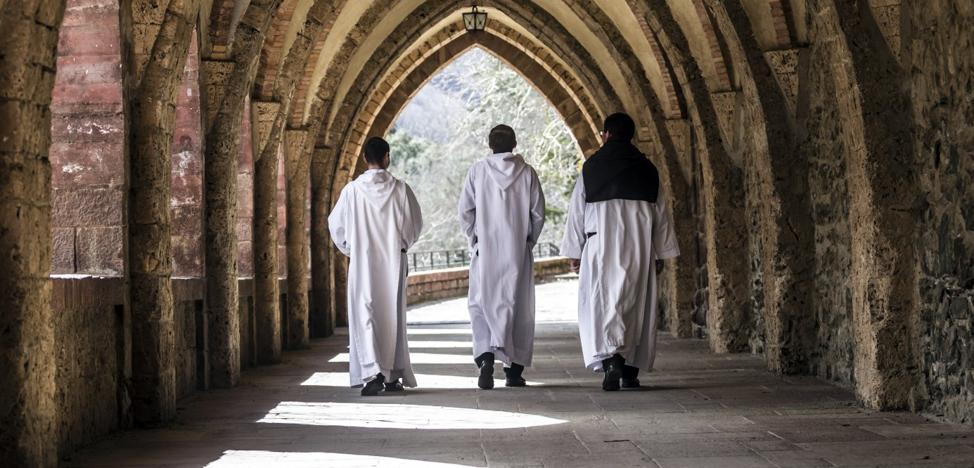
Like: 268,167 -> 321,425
202,0 -> 284,383
285,130 -> 311,348
698,139 -> 750,353
251,101 -> 283,363
0,2 -> 64,465
813,0 -> 919,409
635,0 -> 752,352
310,146 -> 335,338
123,0 -> 199,425
201,59 -> 241,388
660,120 -> 698,338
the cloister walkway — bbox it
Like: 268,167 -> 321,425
67,280 -> 974,468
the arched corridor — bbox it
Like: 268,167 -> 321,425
1,1 -> 973,466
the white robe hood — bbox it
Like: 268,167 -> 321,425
482,152 -> 527,191
353,169 -> 397,208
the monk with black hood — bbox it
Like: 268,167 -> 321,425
560,113 -> 680,391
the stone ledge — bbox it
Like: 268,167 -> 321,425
406,257 -> 573,305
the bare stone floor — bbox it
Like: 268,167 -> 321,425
67,295 -> 974,467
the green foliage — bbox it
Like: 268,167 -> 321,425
389,48 -> 582,252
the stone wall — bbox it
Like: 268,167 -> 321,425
237,95 -> 255,277
173,280 -> 207,399
236,278 -> 291,368
171,35 -> 204,278
50,0 -> 125,276
48,275 -> 304,454
908,0 -> 974,423
52,277 -> 128,456
406,258 -> 574,305
50,277 -> 209,454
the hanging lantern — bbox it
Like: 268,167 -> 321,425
463,4 -> 488,33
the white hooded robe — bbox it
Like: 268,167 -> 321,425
328,169 -> 423,387
458,152 -> 545,366
560,175 -> 679,372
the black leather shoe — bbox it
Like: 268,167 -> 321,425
384,380 -> 404,392
361,373 -> 385,396
476,352 -> 495,390
504,363 -> 527,387
621,365 -> 640,388
601,355 -> 623,391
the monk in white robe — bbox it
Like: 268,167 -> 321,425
560,113 -> 680,391
458,125 -> 545,389
329,136 -> 423,396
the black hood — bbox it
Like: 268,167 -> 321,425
582,139 -> 659,203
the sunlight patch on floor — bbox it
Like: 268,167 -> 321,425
300,372 -> 544,388
329,352 -> 472,364
257,401 -> 566,429
408,340 -> 472,349
205,450 -> 475,467
406,328 -> 472,335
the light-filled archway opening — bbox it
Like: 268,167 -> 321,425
388,47 -> 583,263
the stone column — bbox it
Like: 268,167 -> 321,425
813,0 -> 919,409
252,101 -> 283,363
310,146 -> 335,338
202,0 -> 283,383
201,59 -> 242,388
0,2 -> 64,465
642,0 -> 752,353
660,120 -> 698,338
123,0 -> 199,425
285,130 -> 311,348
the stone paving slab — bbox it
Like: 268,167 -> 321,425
66,289 -> 974,468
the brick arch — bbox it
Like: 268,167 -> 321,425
253,0 -> 302,99
288,0 -> 400,128
316,0 -> 632,201
662,0 -> 735,92
303,0 -> 626,150
206,0 -> 247,58
347,31 -> 602,167
692,0 -> 735,91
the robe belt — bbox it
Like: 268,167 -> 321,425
586,232 -> 597,239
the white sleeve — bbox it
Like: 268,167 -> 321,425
401,183 -> 423,251
652,195 -> 680,259
527,168 -> 546,249
327,186 -> 352,257
457,168 -> 477,250
559,176 -> 586,259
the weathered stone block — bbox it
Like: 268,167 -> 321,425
75,226 -> 124,275
53,187 -> 124,227
52,227 -> 76,274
